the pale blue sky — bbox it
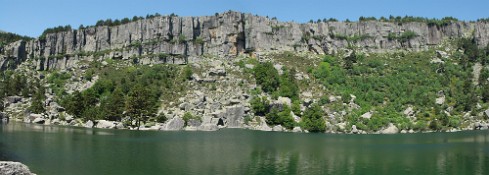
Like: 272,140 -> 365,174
1,0 -> 488,37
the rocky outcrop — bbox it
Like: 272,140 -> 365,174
2,11 -> 489,70
0,161 -> 36,175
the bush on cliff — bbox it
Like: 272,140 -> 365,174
301,104 -> 326,133
253,62 -> 280,93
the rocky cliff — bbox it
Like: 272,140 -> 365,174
1,11 -> 489,70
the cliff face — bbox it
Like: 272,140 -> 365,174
2,11 -> 489,70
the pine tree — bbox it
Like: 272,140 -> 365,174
104,88 -> 125,121
29,84 -> 45,114
125,85 -> 153,129
66,91 -> 85,117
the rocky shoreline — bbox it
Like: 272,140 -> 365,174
0,161 -> 36,175
5,114 -> 488,134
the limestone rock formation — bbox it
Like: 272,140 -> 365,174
2,11 -> 489,71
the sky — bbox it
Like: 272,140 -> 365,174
1,0 -> 488,37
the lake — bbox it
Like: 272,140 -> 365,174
1,122 -> 488,175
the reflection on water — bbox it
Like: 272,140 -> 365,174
1,122 -> 488,175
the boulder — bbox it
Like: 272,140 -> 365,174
436,50 -> 448,59
435,96 -> 445,105
32,118 -> 45,124
0,161 -> 35,175
351,125 -> 359,134
115,122 -> 125,129
6,96 -> 22,104
403,107 -> 414,116
187,119 -> 202,127
51,119 -> 61,125
244,64 -> 254,69
336,122 -> 346,131
361,112 -> 372,119
162,117 -> 185,131
274,64 -> 283,74
380,123 -> 399,134
328,95 -> 338,102
64,114 -> 74,122
95,120 -> 116,129
276,97 -> 291,107
272,125 -> 284,132
222,105 -> 245,128
84,120 -> 94,128
208,67 -> 226,76
292,127 -> 302,132
179,102 -> 191,111
256,121 -> 272,131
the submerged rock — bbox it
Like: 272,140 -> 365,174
0,161 -> 36,175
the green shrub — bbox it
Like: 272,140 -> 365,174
251,96 -> 270,116
265,105 -> 295,130
387,31 -> 418,42
183,112 -> 200,126
253,62 -> 280,93
243,115 -> 252,125
182,65 -> 193,80
313,62 -> 331,79
301,104 -> 326,132
413,120 -> 428,131
291,100 -> 301,117
156,114 -> 168,123
278,68 -> 299,100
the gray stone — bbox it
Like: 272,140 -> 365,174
380,123 -> 399,134
404,107 -> 414,116
244,64 -> 254,69
84,120 -> 94,128
187,119 -> 202,127
292,127 -> 302,132
162,117 -> 185,131
95,120 -> 116,129
361,112 -> 372,119
351,125 -> 359,134
435,96 -> 445,105
32,118 -> 45,124
208,67 -> 226,76
256,121 -> 272,131
6,96 -> 22,104
276,97 -> 291,107
0,161 -> 35,175
436,50 -> 448,59
272,125 -> 284,132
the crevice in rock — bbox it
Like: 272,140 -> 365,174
107,27 -> 111,45
217,118 -> 225,126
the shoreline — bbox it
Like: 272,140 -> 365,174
6,117 -> 488,135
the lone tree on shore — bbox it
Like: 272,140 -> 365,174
125,84 -> 153,130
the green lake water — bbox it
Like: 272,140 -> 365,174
1,122 -> 488,175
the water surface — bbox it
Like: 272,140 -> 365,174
1,122 -> 488,175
